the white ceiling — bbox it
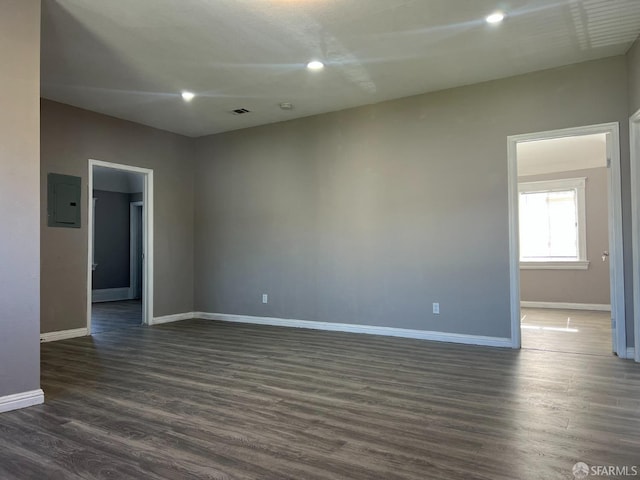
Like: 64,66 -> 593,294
41,0 -> 640,137
517,133 -> 607,176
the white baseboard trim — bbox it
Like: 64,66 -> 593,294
40,327 -> 88,343
0,389 -> 44,414
193,312 -> 512,348
127,287 -> 142,300
521,301 -> 611,311
92,287 -> 131,303
151,312 -> 195,325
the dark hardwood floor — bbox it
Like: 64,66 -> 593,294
1,319 -> 639,479
91,299 -> 142,334
521,308 -> 612,356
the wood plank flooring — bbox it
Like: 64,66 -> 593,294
521,308 -> 612,356
1,319 -> 639,479
91,300 -> 142,334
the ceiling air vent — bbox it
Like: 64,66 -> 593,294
231,108 -> 251,115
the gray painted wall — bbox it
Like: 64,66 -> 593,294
93,168 -> 144,193
628,38 -> 640,116
519,168 -> 610,305
194,57 -> 633,343
0,0 -> 41,397
41,99 -> 195,333
92,190 -> 134,290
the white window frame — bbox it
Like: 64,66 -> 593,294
518,177 -> 588,270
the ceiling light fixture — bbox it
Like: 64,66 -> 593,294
181,91 -> 195,102
306,60 -> 324,71
486,11 -> 505,24
279,102 -> 293,110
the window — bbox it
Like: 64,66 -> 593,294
519,177 -> 588,270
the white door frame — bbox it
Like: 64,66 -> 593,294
507,123 -> 626,356
129,201 -> 143,300
88,159 -> 154,331
630,109 -> 640,362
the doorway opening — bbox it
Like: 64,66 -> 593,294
88,159 -> 153,334
508,123 -> 627,357
631,108 -> 640,363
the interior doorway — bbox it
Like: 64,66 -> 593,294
508,123 -> 627,357
631,108 -> 640,363
130,201 -> 144,301
88,159 -> 154,334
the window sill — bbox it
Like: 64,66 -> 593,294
520,261 -> 589,270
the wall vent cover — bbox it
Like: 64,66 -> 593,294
231,108 -> 251,115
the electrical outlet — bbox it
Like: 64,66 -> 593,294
433,302 -> 440,315
262,294 -> 268,304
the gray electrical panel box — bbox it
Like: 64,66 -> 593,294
47,173 -> 81,228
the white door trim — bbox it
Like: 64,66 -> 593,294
129,201 -> 143,300
630,109 -> 640,363
88,159 -> 154,331
507,123 -> 626,356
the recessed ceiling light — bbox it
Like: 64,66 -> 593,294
486,11 -> 505,24
181,91 -> 195,102
306,60 -> 324,71
279,102 -> 294,110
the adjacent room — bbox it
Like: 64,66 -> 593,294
517,133 -> 614,356
91,166 -> 145,334
2,1 -> 640,479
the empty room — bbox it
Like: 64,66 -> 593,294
517,133 -> 616,356
2,1 -> 640,479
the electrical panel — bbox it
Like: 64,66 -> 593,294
47,173 -> 81,228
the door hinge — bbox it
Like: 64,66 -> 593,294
607,157 -> 612,168
611,319 -> 616,329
